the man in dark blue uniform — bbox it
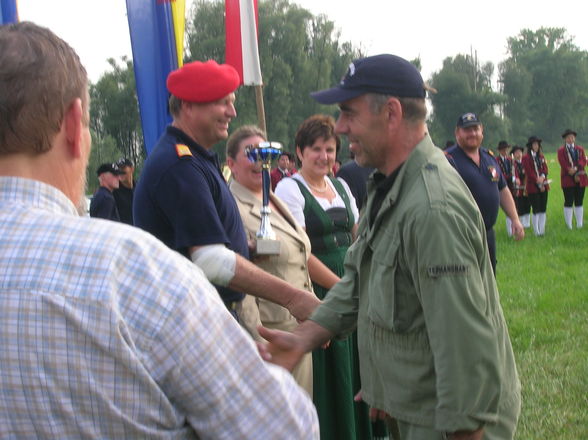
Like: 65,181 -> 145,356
112,157 -> 135,225
336,153 -> 374,212
90,163 -> 124,221
446,113 -> 524,273
495,140 -> 516,236
133,60 -> 319,321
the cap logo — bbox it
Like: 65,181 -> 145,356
464,113 -> 476,121
341,62 -> 356,85
348,62 -> 356,77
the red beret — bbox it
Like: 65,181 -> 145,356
166,60 -> 240,103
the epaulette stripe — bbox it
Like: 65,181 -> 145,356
176,144 -> 192,157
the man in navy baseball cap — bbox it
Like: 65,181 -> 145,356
261,54 -> 521,440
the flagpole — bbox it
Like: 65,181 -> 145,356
254,85 -> 267,134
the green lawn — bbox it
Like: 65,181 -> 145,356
494,153 -> 588,439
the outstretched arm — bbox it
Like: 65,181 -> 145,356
190,245 -> 321,321
258,319 -> 333,371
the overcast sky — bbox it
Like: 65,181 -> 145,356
17,0 -> 588,85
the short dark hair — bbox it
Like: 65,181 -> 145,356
295,114 -> 341,155
168,95 -> 183,118
0,22 -> 88,155
366,93 -> 427,123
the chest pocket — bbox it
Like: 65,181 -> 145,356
365,230 -> 417,333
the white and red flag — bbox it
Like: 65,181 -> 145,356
225,0 -> 262,86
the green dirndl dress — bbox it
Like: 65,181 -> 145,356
294,177 -> 387,440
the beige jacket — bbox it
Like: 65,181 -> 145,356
229,179 -> 314,395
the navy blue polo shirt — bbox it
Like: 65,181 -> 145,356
446,145 -> 506,230
133,125 -> 248,304
90,186 -> 120,221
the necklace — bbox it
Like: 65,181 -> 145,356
307,181 -> 329,193
300,172 -> 329,193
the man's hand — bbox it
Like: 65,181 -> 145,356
258,326 -> 307,371
447,427 -> 484,440
354,390 -> 388,421
511,218 -> 525,241
258,320 -> 333,371
284,290 -> 321,321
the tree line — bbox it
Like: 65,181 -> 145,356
87,0 -> 588,191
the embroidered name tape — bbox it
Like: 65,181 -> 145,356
427,264 -> 469,278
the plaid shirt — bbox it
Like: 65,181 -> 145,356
0,176 -> 318,439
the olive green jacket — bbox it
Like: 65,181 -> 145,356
311,134 -> 520,433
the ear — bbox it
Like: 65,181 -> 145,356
295,146 -> 303,163
385,98 -> 402,123
64,98 -> 84,158
226,156 -> 236,171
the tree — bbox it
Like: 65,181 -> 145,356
86,133 -> 120,195
499,27 -> 588,149
185,0 -> 359,161
428,53 -> 506,148
90,57 -> 143,166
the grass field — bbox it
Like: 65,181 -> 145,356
494,153 -> 588,439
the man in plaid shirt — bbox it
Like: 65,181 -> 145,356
0,21 -> 318,439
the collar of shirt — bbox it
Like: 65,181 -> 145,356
167,126 -> 218,161
369,165 -> 403,227
0,176 -> 78,216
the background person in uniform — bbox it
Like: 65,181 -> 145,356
495,140 -> 515,235
522,136 -> 550,236
557,128 -> 587,229
260,53 -> 521,440
511,145 -> 531,228
270,151 -> 291,191
337,152 -> 375,212
226,125 -> 342,397
112,157 -> 135,225
445,113 -> 524,273
133,60 -> 319,322
276,115 -> 382,440
90,162 -> 124,221
332,159 -> 342,175
0,21 -> 319,439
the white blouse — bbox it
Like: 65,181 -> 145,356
275,173 -> 359,228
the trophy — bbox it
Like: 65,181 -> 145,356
245,141 -> 283,255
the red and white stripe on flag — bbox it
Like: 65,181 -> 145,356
225,0 -> 262,86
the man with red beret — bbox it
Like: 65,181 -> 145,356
134,60 -> 319,322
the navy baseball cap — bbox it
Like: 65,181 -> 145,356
456,112 -> 482,128
116,157 -> 134,168
310,54 -> 426,104
96,163 -> 124,176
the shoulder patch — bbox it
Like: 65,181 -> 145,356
487,149 -> 495,157
175,144 -> 192,158
427,264 -> 469,278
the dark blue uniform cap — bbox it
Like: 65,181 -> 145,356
96,162 -> 124,176
310,54 -> 426,104
456,112 -> 482,128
